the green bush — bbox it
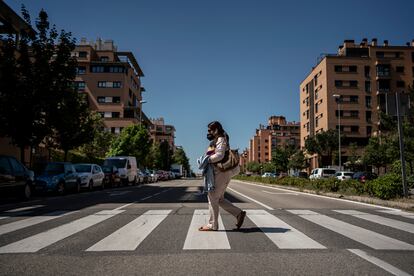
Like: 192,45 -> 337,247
369,173 -> 403,200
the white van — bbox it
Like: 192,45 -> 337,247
309,168 -> 337,180
103,156 -> 137,185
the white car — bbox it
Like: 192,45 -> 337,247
262,172 -> 276,178
74,164 -> 105,190
335,171 -> 354,181
309,168 -> 337,180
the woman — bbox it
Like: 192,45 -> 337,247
199,121 -> 246,231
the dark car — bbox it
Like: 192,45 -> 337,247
353,171 -> 378,183
34,162 -> 80,195
102,165 -> 121,188
0,155 -> 35,200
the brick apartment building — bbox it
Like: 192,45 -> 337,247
149,118 -> 176,150
300,38 -> 414,170
73,38 -> 151,134
247,116 -> 300,164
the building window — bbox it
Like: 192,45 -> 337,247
396,81 -> 405,88
97,97 -> 105,103
335,110 -> 344,117
376,51 -> 384,58
349,66 -> 357,72
376,64 -> 390,77
365,81 -> 371,93
113,96 -> 121,103
100,56 -> 109,62
351,126 -> 359,133
112,112 -> 120,118
113,81 -> 122,88
350,96 -> 359,103
104,112 -> 112,118
315,103 -> 318,114
367,126 -> 372,136
91,66 -> 105,73
75,81 -> 85,91
98,81 -> 106,88
364,66 -> 370,77
365,96 -> 371,108
396,66 -> 404,73
366,111 -> 372,123
350,111 -> 359,118
109,66 -> 125,73
335,80 -> 343,87
78,51 -> 87,58
76,66 -> 86,74
306,110 -> 309,119
315,117 -> 319,128
349,80 -> 358,87
334,65 -> 342,72
98,81 -> 122,88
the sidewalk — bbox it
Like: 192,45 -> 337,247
232,179 -> 414,212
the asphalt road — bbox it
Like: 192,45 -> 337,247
0,178 -> 413,276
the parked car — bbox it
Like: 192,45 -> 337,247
34,162 -> 80,195
157,170 -> 168,181
150,170 -> 158,182
102,165 -> 121,187
335,171 -> 354,181
353,171 -> 378,183
309,168 -> 337,180
143,169 -> 154,183
262,172 -> 276,178
0,155 -> 35,200
103,156 -> 137,185
74,164 -> 105,190
292,171 -> 308,179
136,169 -> 145,184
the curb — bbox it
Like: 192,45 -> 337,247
231,179 -> 414,211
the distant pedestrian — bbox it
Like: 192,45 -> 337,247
198,121 -> 246,231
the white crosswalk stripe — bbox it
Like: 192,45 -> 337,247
334,210 -> 414,234
287,210 -> 414,250
0,210 -> 124,253
246,209 -> 326,249
0,205 -> 45,220
0,210 -> 77,236
377,210 -> 414,220
183,209 -> 230,250
87,210 -> 171,251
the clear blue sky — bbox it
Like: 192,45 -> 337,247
7,0 -> 414,171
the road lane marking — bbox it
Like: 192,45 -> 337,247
0,210 -> 124,253
334,210 -> 414,234
227,187 -> 274,210
0,205 -> 46,220
0,210 -> 77,236
287,210 -> 414,250
377,210 -> 414,220
4,205 -> 45,213
87,210 -> 171,251
348,249 -> 411,276
232,180 -> 401,211
246,209 -> 325,249
262,190 -> 298,195
108,191 -> 131,196
183,209 -> 230,250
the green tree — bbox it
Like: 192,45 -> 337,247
304,129 -> 339,166
246,161 -> 261,174
272,146 -> 295,172
346,142 -> 361,171
172,147 -> 190,173
288,150 -> 308,171
145,142 -> 162,169
262,162 -> 276,173
363,136 -> 390,173
107,125 -> 151,166
158,141 -> 173,170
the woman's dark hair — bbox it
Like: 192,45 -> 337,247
208,121 -> 229,142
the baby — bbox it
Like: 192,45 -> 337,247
206,141 -> 215,156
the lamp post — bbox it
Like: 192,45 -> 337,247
333,94 -> 342,171
139,100 -> 147,125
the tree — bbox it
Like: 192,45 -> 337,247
288,150 -> 308,171
271,145 -> 295,173
346,142 -> 361,172
262,162 -> 276,173
304,129 -> 339,166
107,125 -> 151,166
363,136 -> 390,173
246,161 -> 261,174
145,142 -> 162,169
172,147 -> 190,173
158,140 -> 173,170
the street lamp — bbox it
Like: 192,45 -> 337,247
333,94 -> 342,171
139,100 -> 147,125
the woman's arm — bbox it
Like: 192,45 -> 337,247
209,137 -> 227,163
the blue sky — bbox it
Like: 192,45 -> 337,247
7,0 -> 414,171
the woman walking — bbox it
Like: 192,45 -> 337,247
199,121 -> 246,231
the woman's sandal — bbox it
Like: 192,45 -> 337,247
198,225 -> 217,231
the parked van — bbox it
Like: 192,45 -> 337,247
103,156 -> 137,185
309,168 -> 337,180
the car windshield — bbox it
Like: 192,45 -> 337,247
74,164 -> 91,173
44,163 -> 64,175
104,159 -> 126,169
323,169 -> 336,175
102,166 -> 113,173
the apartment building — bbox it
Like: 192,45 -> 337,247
248,116 -> 300,164
300,38 -> 414,169
149,118 -> 176,150
73,38 -> 150,134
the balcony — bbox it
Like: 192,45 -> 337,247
376,71 -> 391,79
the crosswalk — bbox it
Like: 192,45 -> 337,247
0,207 -> 413,254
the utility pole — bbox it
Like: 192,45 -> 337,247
395,92 -> 408,197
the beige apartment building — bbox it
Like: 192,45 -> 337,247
300,38 -> 414,170
73,38 -> 150,134
248,116 -> 300,164
149,118 -> 176,150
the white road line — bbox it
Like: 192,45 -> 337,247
334,210 -> 414,234
262,190 -> 298,195
183,209 -> 230,250
4,205 -> 45,213
108,191 -> 131,196
227,187 -> 274,210
87,210 -> 171,251
0,210 -> 77,236
0,210 -> 124,253
114,202 -> 137,210
232,180 -> 401,211
246,210 -> 325,249
348,249 -> 411,276
377,210 -> 414,220
287,210 -> 414,250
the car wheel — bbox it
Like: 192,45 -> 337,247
89,180 -> 93,191
23,182 -> 32,200
57,182 -> 65,196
